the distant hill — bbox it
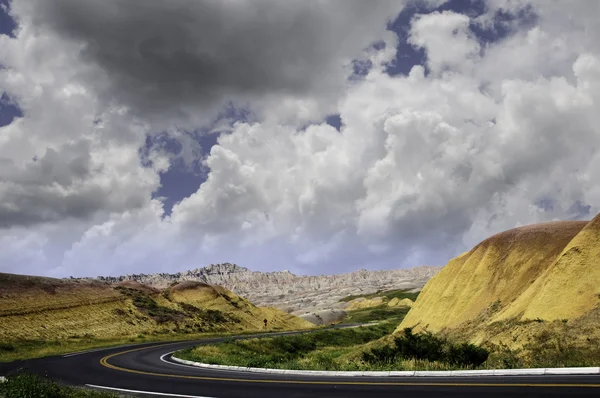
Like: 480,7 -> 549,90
91,264 -> 441,315
0,273 -> 312,343
398,214 -> 600,348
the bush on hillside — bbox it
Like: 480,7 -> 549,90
446,342 -> 489,367
361,328 -> 489,368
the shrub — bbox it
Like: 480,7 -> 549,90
0,371 -> 117,397
178,303 -> 232,324
362,328 -> 489,368
394,328 -> 446,362
0,342 -> 16,352
488,343 -> 521,369
446,343 -> 489,367
361,343 -> 399,364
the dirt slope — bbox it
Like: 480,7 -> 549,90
398,216 -> 600,346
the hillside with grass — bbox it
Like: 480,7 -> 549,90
398,214 -> 600,355
0,273 -> 312,362
341,288 -> 418,311
172,216 -> 600,373
176,323 -> 396,371
174,290 -> 491,372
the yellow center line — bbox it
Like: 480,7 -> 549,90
99,344 -> 600,388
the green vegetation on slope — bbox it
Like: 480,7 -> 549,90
172,301 -> 415,371
116,286 -> 239,325
0,371 -> 119,398
342,304 -> 410,324
339,288 -> 419,303
175,321 -> 600,371
175,297 -> 600,372
175,322 -> 397,371
362,328 -> 489,369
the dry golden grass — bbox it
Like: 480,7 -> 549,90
168,281 -> 313,331
0,274 -> 123,316
388,298 -> 413,308
346,296 -> 385,310
115,280 -> 160,294
398,215 -> 600,349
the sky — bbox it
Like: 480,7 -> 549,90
0,0 -> 598,278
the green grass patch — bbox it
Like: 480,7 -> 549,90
339,288 -> 419,303
176,322 -> 397,370
177,303 -> 238,324
174,319 -> 600,372
116,287 -> 185,324
0,371 -> 119,397
342,304 -> 410,324
114,286 -> 241,327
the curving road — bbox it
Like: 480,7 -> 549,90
2,328 -> 600,398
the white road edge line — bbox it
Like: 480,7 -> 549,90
85,384 -> 217,398
160,352 -> 197,369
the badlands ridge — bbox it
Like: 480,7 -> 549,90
94,264 -> 440,315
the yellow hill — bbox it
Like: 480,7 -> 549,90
346,296 -> 384,310
167,281 -> 311,331
388,297 -> 413,308
498,215 -> 600,322
398,216 -> 600,347
0,274 -> 312,344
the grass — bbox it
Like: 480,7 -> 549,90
174,308 -> 600,372
481,323 -> 600,369
341,304 -> 411,324
0,371 -> 119,397
175,322 -> 398,370
117,287 -> 237,325
339,288 -> 420,303
166,303 -> 413,371
443,305 -> 600,369
361,328 -> 488,369
174,320 -> 495,372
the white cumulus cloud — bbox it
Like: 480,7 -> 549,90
1,0 -> 600,277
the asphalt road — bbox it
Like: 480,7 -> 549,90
2,327 -> 600,398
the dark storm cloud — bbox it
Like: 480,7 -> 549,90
24,0 -> 401,124
0,140 -> 150,227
